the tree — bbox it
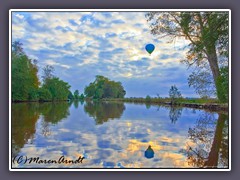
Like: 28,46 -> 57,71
73,90 -> 79,99
41,65 -> 71,101
84,82 -> 96,98
169,85 -> 182,104
12,41 -> 40,101
42,77 -> 71,100
84,75 -> 126,99
11,41 -> 73,102
41,65 -> 55,84
146,12 -> 229,102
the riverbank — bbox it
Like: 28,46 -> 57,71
100,98 -> 228,112
12,98 -> 229,112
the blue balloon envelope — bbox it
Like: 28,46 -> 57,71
145,44 -> 155,55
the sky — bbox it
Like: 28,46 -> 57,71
11,11 -> 198,98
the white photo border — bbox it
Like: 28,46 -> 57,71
9,9 -> 231,171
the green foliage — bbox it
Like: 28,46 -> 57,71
216,66 -> 229,103
84,75 -> 126,99
84,82 -> 95,98
12,41 -> 39,101
169,85 -> 182,104
11,41 -> 72,102
42,77 -> 71,100
28,88 -> 39,101
38,88 -> 52,101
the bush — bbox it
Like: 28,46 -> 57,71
28,88 -> 39,101
38,88 -> 52,101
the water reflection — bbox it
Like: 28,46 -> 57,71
84,101 -> 125,124
12,103 -> 39,157
73,100 -> 79,109
12,102 -> 70,156
11,102 -> 229,168
39,102 -> 70,124
181,112 -> 228,168
145,145 -> 154,159
169,106 -> 183,124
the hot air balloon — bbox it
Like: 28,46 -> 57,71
145,44 -> 155,55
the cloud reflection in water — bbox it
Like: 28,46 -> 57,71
11,102 -> 228,168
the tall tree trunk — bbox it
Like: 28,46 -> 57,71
206,47 -> 220,85
206,45 -> 221,100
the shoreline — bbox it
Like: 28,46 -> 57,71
12,98 -> 228,112
100,98 -> 229,112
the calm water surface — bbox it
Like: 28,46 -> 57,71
11,101 -> 229,168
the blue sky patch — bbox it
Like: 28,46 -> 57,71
12,11 -> 198,98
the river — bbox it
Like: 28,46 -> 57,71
11,101 -> 229,169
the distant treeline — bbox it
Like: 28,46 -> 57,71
84,75 -> 126,99
68,75 -> 126,101
12,41 -> 71,102
11,42 -> 126,102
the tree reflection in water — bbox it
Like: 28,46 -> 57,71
12,101 -> 229,168
182,112 -> 228,168
169,106 -> 183,124
12,102 -> 71,156
39,102 -> 70,124
39,102 -> 70,137
12,103 -> 40,157
84,101 -> 125,125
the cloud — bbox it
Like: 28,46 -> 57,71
15,14 -> 24,19
45,60 -> 71,69
11,11 -> 197,97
